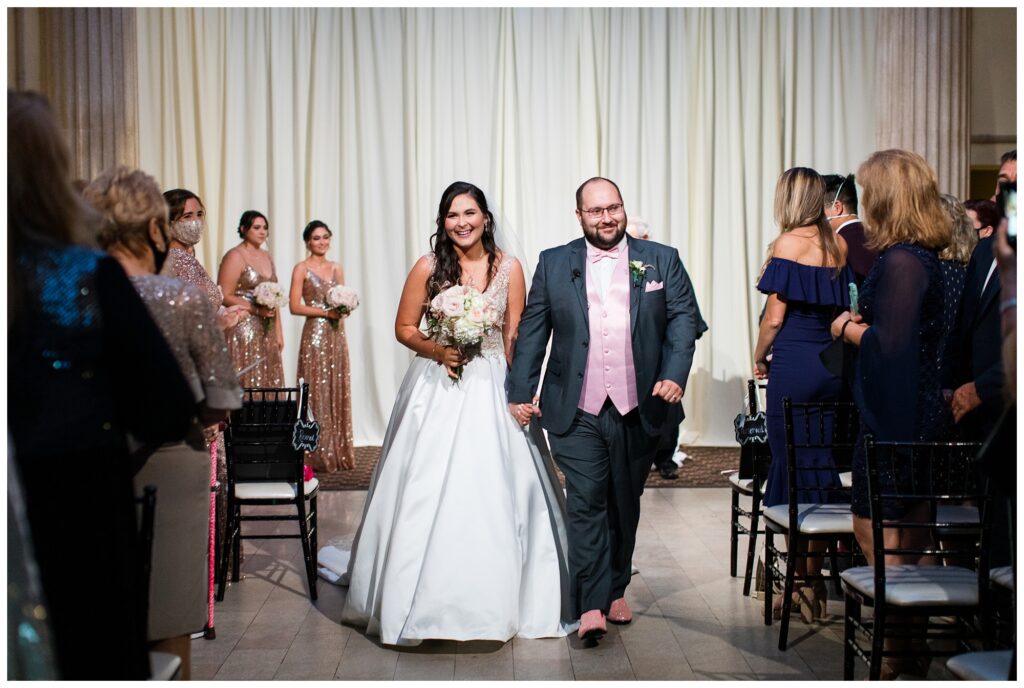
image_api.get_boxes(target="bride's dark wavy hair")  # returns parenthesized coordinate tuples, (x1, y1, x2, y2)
(427, 181, 498, 300)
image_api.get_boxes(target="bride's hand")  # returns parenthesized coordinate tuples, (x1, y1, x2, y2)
(433, 344, 464, 378)
(508, 402, 540, 427)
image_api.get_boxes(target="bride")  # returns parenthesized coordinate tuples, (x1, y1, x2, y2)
(325, 181, 576, 645)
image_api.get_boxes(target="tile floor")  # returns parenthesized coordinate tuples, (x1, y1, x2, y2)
(194, 487, 949, 680)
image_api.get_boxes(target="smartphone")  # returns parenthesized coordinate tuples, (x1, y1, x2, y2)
(998, 182, 1016, 251)
(848, 282, 859, 316)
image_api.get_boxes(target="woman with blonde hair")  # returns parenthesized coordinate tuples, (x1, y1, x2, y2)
(753, 167, 852, 620)
(84, 166, 242, 679)
(830, 149, 952, 678)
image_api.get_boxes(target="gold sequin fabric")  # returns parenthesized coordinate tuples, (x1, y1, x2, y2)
(297, 269, 355, 472)
(223, 263, 285, 388)
(130, 275, 242, 409)
(162, 248, 223, 311)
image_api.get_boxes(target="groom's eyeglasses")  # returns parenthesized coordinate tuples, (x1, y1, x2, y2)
(581, 203, 624, 218)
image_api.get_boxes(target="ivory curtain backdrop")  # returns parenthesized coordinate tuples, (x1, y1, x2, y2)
(136, 8, 877, 446)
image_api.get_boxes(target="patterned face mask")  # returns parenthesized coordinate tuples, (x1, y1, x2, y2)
(171, 218, 204, 245)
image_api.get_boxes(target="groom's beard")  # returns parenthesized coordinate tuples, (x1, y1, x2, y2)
(581, 219, 627, 249)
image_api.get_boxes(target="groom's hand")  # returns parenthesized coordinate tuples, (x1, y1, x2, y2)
(652, 380, 684, 404)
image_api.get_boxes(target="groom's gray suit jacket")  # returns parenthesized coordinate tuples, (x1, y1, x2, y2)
(508, 235, 707, 436)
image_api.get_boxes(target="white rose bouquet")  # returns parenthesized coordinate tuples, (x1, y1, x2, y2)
(253, 281, 288, 333)
(325, 285, 360, 330)
(427, 284, 499, 382)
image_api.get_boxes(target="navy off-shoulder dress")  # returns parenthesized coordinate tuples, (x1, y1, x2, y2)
(757, 258, 854, 507)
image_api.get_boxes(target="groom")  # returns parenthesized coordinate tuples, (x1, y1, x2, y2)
(508, 177, 706, 641)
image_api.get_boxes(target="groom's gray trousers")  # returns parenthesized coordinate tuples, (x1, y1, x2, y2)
(547, 398, 658, 616)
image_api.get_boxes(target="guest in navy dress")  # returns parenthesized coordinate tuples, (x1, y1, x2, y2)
(936, 193, 978, 378)
(830, 149, 952, 678)
(754, 167, 851, 618)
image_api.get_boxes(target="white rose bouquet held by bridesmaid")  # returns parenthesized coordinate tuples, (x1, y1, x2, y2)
(325, 284, 359, 330)
(427, 284, 499, 381)
(254, 281, 287, 333)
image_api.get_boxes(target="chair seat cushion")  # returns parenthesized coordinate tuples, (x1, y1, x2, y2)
(763, 503, 853, 534)
(946, 650, 1014, 681)
(936, 504, 980, 525)
(729, 472, 754, 492)
(840, 564, 979, 607)
(234, 477, 319, 500)
(990, 565, 1014, 591)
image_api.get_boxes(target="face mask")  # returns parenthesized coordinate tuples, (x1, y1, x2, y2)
(171, 218, 204, 245)
(149, 223, 170, 273)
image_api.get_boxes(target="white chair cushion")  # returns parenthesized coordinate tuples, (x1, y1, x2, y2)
(936, 504, 980, 525)
(946, 650, 1014, 681)
(990, 565, 1014, 591)
(149, 651, 182, 681)
(840, 565, 979, 607)
(729, 472, 754, 492)
(234, 477, 319, 500)
(763, 503, 853, 534)
(839, 471, 852, 488)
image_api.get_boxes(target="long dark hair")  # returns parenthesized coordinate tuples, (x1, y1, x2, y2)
(237, 210, 268, 239)
(427, 181, 498, 299)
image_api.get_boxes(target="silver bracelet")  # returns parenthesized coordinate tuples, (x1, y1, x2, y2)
(999, 297, 1017, 313)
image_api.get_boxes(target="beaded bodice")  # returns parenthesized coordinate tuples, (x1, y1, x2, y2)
(426, 254, 515, 358)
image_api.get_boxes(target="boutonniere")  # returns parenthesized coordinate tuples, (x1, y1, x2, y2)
(629, 260, 654, 287)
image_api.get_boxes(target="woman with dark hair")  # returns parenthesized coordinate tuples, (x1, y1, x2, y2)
(288, 220, 355, 472)
(8, 90, 194, 679)
(753, 167, 852, 620)
(162, 188, 243, 331)
(83, 165, 241, 680)
(331, 181, 575, 645)
(217, 210, 286, 387)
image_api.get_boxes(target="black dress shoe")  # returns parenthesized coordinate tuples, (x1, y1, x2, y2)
(658, 466, 679, 480)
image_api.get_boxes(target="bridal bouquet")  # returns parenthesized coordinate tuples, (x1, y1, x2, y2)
(254, 281, 287, 333)
(325, 285, 360, 330)
(427, 284, 499, 382)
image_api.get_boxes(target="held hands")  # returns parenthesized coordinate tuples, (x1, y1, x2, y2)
(508, 396, 542, 427)
(652, 380, 683, 404)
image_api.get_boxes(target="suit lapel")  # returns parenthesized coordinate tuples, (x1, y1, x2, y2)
(569, 242, 589, 330)
(627, 236, 643, 336)
(976, 256, 1000, 321)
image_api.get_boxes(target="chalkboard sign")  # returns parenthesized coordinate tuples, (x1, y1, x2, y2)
(292, 419, 320, 452)
(734, 412, 768, 445)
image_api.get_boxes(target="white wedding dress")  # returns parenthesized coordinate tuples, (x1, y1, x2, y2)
(322, 256, 576, 645)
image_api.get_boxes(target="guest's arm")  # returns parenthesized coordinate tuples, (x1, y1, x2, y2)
(217, 249, 254, 312)
(754, 293, 786, 378)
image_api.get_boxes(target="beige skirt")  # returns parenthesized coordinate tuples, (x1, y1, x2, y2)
(134, 440, 210, 640)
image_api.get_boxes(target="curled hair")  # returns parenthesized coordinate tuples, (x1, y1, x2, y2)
(771, 167, 844, 273)
(84, 166, 168, 259)
(303, 220, 331, 243)
(823, 173, 858, 214)
(427, 182, 498, 300)
(163, 188, 204, 223)
(938, 194, 977, 264)
(857, 149, 951, 252)
(237, 210, 268, 240)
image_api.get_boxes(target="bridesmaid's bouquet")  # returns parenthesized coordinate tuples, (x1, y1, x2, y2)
(254, 281, 287, 333)
(325, 285, 360, 330)
(427, 284, 499, 382)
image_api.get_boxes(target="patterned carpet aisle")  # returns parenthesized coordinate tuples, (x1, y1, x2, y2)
(313, 446, 739, 490)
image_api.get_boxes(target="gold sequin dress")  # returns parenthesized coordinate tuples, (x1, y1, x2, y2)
(129, 274, 242, 641)
(297, 269, 355, 472)
(224, 263, 286, 388)
(162, 247, 223, 311)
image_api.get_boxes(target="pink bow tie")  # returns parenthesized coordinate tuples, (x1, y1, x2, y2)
(589, 246, 620, 263)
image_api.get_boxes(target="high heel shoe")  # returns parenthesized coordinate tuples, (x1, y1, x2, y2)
(798, 582, 829, 623)
(771, 591, 804, 620)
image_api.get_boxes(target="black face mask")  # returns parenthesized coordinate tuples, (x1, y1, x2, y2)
(148, 222, 170, 273)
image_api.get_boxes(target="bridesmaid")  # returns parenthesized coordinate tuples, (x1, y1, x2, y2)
(289, 220, 356, 471)
(217, 210, 286, 388)
(162, 188, 243, 331)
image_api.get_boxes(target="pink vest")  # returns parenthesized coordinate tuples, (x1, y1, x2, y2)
(578, 254, 638, 415)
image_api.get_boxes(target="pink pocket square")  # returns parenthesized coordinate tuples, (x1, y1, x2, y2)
(644, 280, 664, 292)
